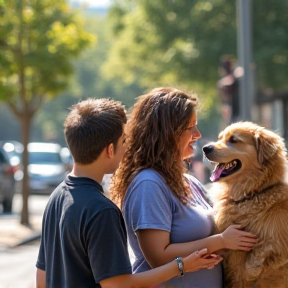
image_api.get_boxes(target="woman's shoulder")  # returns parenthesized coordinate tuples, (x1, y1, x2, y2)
(129, 169, 171, 196)
(134, 168, 165, 183)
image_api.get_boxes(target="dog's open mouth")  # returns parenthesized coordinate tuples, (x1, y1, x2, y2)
(210, 159, 242, 182)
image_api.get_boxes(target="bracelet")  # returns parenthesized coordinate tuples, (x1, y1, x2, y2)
(175, 257, 184, 276)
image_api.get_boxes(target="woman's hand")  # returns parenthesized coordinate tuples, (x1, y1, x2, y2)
(183, 248, 223, 273)
(221, 224, 258, 251)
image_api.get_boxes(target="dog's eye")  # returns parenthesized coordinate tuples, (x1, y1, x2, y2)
(229, 135, 238, 143)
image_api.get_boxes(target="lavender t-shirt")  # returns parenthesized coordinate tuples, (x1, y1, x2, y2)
(123, 169, 223, 288)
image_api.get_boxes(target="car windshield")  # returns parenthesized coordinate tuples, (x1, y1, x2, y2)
(29, 152, 62, 164)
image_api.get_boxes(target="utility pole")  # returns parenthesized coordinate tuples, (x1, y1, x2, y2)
(237, 0, 253, 121)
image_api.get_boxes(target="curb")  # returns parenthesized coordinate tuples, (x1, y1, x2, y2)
(0, 212, 42, 250)
(11, 232, 42, 248)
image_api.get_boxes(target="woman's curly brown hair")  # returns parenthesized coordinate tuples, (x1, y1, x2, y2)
(110, 87, 198, 209)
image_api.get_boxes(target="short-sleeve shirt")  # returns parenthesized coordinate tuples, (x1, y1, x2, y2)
(123, 169, 223, 288)
(36, 175, 132, 288)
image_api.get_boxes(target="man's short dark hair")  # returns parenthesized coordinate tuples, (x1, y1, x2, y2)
(64, 98, 127, 164)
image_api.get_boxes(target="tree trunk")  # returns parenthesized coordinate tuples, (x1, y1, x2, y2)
(20, 115, 31, 225)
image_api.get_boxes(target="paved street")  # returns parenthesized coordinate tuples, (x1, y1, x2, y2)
(0, 241, 40, 288)
(0, 194, 46, 288)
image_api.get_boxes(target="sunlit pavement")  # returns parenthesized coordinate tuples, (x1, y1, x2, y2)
(0, 194, 46, 288)
(0, 194, 45, 250)
(0, 242, 40, 288)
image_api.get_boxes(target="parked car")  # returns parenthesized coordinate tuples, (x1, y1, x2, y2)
(28, 142, 70, 194)
(0, 146, 19, 212)
(60, 146, 74, 172)
(0, 140, 24, 183)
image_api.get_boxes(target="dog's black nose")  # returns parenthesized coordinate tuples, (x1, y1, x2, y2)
(202, 145, 214, 155)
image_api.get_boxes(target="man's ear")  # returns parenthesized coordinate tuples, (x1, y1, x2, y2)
(107, 143, 114, 158)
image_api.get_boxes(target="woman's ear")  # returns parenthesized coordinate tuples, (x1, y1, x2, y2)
(107, 143, 114, 158)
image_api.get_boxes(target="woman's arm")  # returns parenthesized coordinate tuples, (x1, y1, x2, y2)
(136, 225, 257, 267)
(99, 248, 222, 288)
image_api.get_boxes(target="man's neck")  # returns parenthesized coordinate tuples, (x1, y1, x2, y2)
(71, 162, 105, 184)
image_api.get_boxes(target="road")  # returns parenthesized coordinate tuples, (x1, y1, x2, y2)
(0, 240, 40, 288)
(0, 194, 48, 288)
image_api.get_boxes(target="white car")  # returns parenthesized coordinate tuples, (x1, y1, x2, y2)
(28, 142, 70, 194)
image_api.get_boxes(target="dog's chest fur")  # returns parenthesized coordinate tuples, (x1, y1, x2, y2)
(213, 183, 288, 231)
(211, 182, 288, 287)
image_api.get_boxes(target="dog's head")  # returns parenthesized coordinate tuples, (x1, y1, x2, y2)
(203, 122, 287, 191)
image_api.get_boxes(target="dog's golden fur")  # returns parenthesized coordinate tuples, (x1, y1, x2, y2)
(203, 122, 288, 288)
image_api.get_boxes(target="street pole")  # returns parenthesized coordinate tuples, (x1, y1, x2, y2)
(237, 0, 253, 121)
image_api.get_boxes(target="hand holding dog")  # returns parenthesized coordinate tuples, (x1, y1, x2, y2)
(221, 224, 258, 251)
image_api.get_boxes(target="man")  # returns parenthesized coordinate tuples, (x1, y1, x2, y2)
(36, 98, 221, 288)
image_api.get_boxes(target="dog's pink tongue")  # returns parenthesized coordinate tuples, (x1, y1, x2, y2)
(210, 166, 224, 182)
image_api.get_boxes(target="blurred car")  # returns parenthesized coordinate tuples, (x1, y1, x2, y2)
(28, 142, 70, 194)
(1, 140, 23, 161)
(0, 140, 24, 182)
(60, 146, 74, 172)
(0, 145, 19, 212)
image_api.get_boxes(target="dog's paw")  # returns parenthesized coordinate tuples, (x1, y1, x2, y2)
(245, 266, 262, 281)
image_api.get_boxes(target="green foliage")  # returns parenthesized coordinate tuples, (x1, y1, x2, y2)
(0, 0, 95, 224)
(104, 0, 288, 124)
(0, 0, 95, 106)
(31, 14, 143, 145)
(253, 0, 288, 91)
(104, 1, 236, 89)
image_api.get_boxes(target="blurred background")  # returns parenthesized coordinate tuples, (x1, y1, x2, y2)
(0, 0, 287, 286)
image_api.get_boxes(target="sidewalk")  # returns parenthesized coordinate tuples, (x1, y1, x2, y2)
(0, 212, 42, 250)
(0, 194, 44, 251)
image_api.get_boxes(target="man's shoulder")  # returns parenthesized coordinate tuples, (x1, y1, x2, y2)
(49, 179, 115, 212)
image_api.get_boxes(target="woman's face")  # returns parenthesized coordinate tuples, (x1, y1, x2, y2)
(178, 112, 202, 160)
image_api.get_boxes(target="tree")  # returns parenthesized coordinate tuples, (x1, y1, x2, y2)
(104, 0, 237, 92)
(102, 0, 238, 137)
(103, 0, 287, 133)
(0, 0, 95, 224)
(253, 0, 288, 92)
(31, 13, 143, 146)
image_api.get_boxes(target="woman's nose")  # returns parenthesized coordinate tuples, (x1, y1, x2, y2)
(193, 127, 201, 139)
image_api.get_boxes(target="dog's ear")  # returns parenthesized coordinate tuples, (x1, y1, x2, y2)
(254, 129, 280, 164)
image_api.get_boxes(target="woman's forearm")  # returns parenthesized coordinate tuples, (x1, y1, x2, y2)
(137, 226, 257, 268)
(149, 234, 224, 266)
(100, 249, 222, 288)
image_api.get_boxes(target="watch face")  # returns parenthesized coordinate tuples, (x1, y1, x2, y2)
(175, 257, 184, 276)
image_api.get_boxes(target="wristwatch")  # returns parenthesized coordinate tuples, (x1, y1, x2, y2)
(175, 257, 184, 276)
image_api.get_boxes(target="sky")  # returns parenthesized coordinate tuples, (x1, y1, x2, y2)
(77, 0, 111, 8)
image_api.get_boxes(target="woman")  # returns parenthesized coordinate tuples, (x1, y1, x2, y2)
(111, 87, 257, 288)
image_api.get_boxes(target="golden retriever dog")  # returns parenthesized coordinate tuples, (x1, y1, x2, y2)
(202, 121, 288, 288)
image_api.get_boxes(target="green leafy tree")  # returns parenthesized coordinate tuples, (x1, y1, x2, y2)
(104, 0, 287, 134)
(0, 0, 95, 224)
(31, 13, 143, 147)
(104, 1, 237, 94)
(253, 0, 288, 91)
